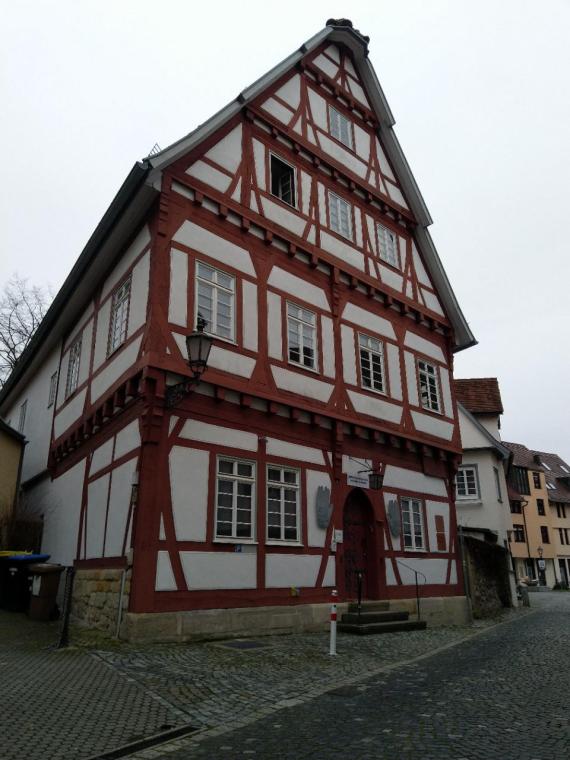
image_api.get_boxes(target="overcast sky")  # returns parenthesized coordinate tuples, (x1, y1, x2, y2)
(2, 0, 569, 460)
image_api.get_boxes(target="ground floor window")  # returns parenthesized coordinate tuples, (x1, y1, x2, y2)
(401, 498, 425, 551)
(267, 466, 300, 542)
(215, 458, 255, 539)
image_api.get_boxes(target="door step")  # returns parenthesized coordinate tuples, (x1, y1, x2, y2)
(338, 619, 427, 635)
(341, 611, 409, 625)
(347, 601, 390, 613)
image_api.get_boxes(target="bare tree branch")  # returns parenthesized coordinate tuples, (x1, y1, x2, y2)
(0, 274, 52, 387)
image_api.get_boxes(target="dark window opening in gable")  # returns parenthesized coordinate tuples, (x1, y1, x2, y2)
(271, 155, 296, 207)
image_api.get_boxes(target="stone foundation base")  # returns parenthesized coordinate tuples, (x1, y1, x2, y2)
(121, 595, 469, 643)
(72, 568, 130, 633)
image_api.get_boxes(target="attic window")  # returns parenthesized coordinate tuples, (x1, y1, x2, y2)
(377, 224, 399, 268)
(329, 106, 353, 149)
(270, 154, 296, 207)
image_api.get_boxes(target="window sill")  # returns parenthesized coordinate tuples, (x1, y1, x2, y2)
(268, 192, 298, 212)
(457, 499, 482, 506)
(213, 538, 257, 545)
(266, 541, 304, 548)
(287, 359, 320, 376)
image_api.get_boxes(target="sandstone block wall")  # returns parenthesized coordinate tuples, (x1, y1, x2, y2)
(72, 568, 130, 633)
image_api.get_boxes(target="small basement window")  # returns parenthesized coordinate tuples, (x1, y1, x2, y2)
(270, 155, 296, 207)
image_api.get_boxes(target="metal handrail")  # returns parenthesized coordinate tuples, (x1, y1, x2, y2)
(395, 559, 427, 621)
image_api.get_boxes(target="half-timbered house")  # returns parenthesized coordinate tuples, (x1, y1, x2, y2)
(0, 19, 475, 639)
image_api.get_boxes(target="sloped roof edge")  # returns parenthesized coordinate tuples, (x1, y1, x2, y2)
(0, 417, 26, 444)
(458, 403, 510, 460)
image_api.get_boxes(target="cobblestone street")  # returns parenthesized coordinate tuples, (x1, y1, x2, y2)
(2, 595, 567, 759)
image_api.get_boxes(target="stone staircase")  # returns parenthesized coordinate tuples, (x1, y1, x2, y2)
(337, 601, 427, 635)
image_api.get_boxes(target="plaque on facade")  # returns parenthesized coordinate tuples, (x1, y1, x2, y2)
(387, 499, 401, 537)
(316, 486, 332, 528)
(347, 473, 369, 489)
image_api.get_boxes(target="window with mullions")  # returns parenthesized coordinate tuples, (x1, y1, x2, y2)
(328, 191, 352, 239)
(537, 498, 546, 516)
(417, 359, 441, 413)
(108, 277, 131, 355)
(215, 458, 255, 540)
(456, 466, 479, 500)
(359, 334, 385, 393)
(267, 466, 300, 542)
(377, 223, 399, 268)
(270, 154, 296, 207)
(328, 105, 353, 149)
(65, 338, 82, 399)
(401, 497, 425, 551)
(48, 372, 58, 408)
(512, 524, 525, 543)
(287, 303, 316, 370)
(532, 471, 541, 489)
(196, 262, 235, 340)
(541, 525, 550, 544)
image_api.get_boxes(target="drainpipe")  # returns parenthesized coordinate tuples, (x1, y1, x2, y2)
(520, 499, 531, 577)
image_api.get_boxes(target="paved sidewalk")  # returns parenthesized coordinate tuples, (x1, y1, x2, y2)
(0, 604, 528, 760)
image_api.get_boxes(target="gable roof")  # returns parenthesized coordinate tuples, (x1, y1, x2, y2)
(454, 378, 503, 415)
(503, 441, 543, 471)
(0, 417, 25, 445)
(530, 449, 570, 504)
(0, 19, 475, 412)
(457, 403, 510, 460)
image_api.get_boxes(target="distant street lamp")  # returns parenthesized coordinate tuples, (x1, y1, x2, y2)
(165, 318, 213, 407)
(537, 545, 546, 586)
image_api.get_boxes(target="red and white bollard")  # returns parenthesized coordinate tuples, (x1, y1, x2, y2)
(329, 589, 338, 656)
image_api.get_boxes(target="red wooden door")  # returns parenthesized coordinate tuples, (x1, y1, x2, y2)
(342, 490, 377, 599)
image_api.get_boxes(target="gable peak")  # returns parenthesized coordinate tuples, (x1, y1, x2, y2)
(325, 18, 370, 50)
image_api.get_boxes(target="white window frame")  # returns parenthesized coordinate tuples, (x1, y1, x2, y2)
(266, 465, 301, 543)
(215, 457, 256, 541)
(48, 372, 58, 408)
(18, 400, 27, 433)
(328, 191, 352, 240)
(65, 338, 82, 399)
(286, 302, 317, 371)
(358, 334, 386, 394)
(493, 466, 503, 502)
(377, 223, 399, 268)
(417, 358, 441, 413)
(108, 276, 131, 356)
(328, 105, 353, 149)
(195, 261, 236, 342)
(456, 465, 480, 500)
(270, 153, 297, 208)
(401, 497, 426, 551)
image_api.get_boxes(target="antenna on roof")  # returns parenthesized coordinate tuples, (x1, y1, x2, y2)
(146, 143, 162, 158)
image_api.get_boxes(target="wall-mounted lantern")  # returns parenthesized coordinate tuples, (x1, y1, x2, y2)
(166, 318, 213, 407)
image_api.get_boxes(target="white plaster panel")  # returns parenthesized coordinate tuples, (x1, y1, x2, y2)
(312, 53, 338, 79)
(317, 183, 327, 224)
(271, 366, 334, 403)
(301, 171, 312, 216)
(186, 160, 232, 193)
(399, 237, 408, 269)
(324, 44, 340, 62)
(366, 215, 378, 255)
(172, 181, 193, 200)
(85, 474, 109, 559)
(377, 140, 395, 181)
(386, 343, 402, 401)
(105, 458, 136, 556)
(354, 207, 363, 248)
(411, 243, 430, 286)
(266, 439, 325, 465)
(386, 560, 397, 585)
(208, 345, 256, 378)
(180, 420, 258, 452)
(173, 221, 255, 276)
(90, 336, 142, 403)
(114, 419, 141, 460)
(53, 388, 87, 439)
(348, 79, 370, 109)
(354, 125, 371, 162)
(265, 554, 322, 588)
(404, 332, 446, 363)
(306, 469, 332, 548)
(93, 299, 111, 372)
(63, 304, 94, 351)
(320, 231, 364, 271)
(406, 282, 413, 299)
(267, 292, 282, 360)
(379, 265, 403, 292)
(404, 351, 419, 407)
(159, 515, 166, 541)
(342, 455, 371, 476)
(204, 124, 242, 174)
(90, 439, 114, 476)
(101, 225, 151, 300)
(156, 551, 177, 591)
(242, 281, 258, 352)
(385, 181, 409, 209)
(440, 367, 453, 418)
(169, 447, 209, 542)
(252, 139, 266, 189)
(275, 74, 301, 109)
(318, 133, 366, 179)
(411, 411, 454, 441)
(268, 267, 330, 310)
(347, 390, 403, 424)
(128, 251, 150, 335)
(427, 500, 450, 554)
(341, 324, 357, 386)
(342, 303, 396, 340)
(260, 197, 307, 237)
(395, 557, 448, 585)
(321, 316, 335, 378)
(422, 289, 444, 316)
(323, 556, 336, 587)
(261, 97, 293, 125)
(169, 249, 188, 327)
(180, 551, 257, 589)
(382, 465, 447, 497)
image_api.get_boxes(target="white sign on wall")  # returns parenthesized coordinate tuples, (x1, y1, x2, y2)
(347, 473, 369, 489)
